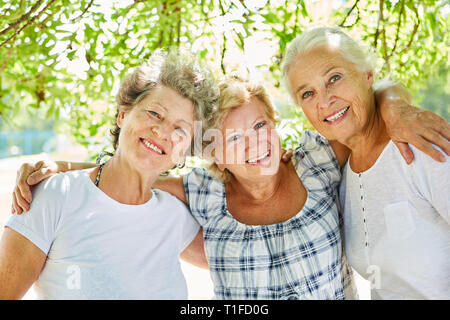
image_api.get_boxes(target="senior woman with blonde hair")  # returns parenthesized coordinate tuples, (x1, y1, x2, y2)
(282, 26, 450, 299)
(0, 49, 219, 299)
(12, 70, 448, 300)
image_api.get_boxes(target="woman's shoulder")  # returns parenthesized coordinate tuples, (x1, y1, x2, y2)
(292, 130, 341, 188)
(293, 130, 338, 169)
(184, 167, 223, 191)
(386, 141, 449, 175)
(152, 188, 190, 212)
(35, 169, 90, 195)
(295, 130, 331, 152)
(183, 168, 225, 224)
(405, 143, 450, 184)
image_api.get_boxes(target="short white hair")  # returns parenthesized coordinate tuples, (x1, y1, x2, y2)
(281, 27, 378, 104)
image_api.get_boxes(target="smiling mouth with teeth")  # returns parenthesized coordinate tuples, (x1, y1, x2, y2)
(324, 106, 350, 122)
(246, 150, 270, 164)
(140, 138, 165, 155)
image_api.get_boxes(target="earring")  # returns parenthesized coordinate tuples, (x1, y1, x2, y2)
(177, 159, 186, 169)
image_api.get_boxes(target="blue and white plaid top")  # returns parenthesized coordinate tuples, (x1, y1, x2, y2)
(184, 130, 356, 300)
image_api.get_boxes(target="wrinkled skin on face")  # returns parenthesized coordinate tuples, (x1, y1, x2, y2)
(288, 46, 375, 145)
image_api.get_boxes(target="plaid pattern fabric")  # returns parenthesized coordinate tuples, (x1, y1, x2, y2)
(184, 130, 356, 300)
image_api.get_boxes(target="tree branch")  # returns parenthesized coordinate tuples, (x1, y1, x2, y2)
(0, 35, 17, 73)
(388, 0, 405, 58)
(373, 0, 384, 48)
(379, 1, 390, 72)
(0, 0, 58, 49)
(70, 0, 95, 22)
(218, 0, 227, 75)
(339, 0, 360, 28)
(0, 0, 44, 37)
(400, 3, 419, 53)
(292, 0, 301, 36)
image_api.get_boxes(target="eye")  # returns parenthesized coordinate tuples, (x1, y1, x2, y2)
(301, 91, 314, 100)
(254, 121, 266, 130)
(228, 134, 240, 142)
(147, 110, 162, 119)
(175, 127, 187, 137)
(330, 74, 341, 83)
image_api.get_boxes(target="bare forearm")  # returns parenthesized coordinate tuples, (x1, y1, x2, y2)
(374, 81, 413, 122)
(57, 161, 97, 172)
(375, 80, 412, 102)
(179, 229, 209, 269)
(154, 176, 187, 204)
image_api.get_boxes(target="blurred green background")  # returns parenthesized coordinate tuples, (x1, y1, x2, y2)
(0, 0, 449, 162)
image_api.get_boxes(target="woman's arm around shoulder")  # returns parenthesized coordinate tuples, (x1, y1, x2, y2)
(153, 176, 186, 204)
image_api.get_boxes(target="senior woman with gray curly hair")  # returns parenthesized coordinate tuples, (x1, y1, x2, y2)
(13, 74, 448, 300)
(10, 33, 450, 300)
(0, 49, 219, 299)
(282, 27, 450, 299)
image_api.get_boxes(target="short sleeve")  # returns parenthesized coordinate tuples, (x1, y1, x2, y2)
(177, 201, 201, 251)
(410, 144, 450, 223)
(293, 130, 341, 191)
(5, 173, 68, 255)
(183, 168, 225, 226)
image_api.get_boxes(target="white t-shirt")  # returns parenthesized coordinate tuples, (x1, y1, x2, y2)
(340, 140, 450, 299)
(6, 170, 200, 299)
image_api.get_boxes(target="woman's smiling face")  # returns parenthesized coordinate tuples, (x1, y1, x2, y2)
(287, 46, 374, 144)
(116, 85, 194, 173)
(216, 97, 281, 178)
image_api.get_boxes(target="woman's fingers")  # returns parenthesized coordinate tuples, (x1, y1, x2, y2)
(11, 191, 24, 215)
(15, 163, 35, 204)
(11, 160, 60, 214)
(417, 110, 450, 154)
(434, 122, 450, 155)
(393, 141, 414, 164)
(420, 128, 450, 159)
(411, 135, 446, 162)
(281, 148, 294, 162)
(13, 187, 30, 213)
(27, 165, 54, 185)
(394, 108, 449, 162)
(12, 162, 42, 214)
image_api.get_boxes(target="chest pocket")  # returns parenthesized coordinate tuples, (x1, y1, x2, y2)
(383, 201, 416, 240)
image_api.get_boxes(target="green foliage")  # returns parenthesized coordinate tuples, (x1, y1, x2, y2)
(0, 0, 448, 162)
(415, 62, 450, 121)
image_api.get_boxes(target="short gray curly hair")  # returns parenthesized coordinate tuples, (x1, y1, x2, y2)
(111, 49, 219, 150)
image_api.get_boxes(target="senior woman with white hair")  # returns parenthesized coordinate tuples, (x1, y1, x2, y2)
(0, 50, 219, 299)
(282, 27, 450, 299)
(11, 73, 448, 300)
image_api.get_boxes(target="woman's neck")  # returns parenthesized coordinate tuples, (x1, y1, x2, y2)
(91, 153, 159, 205)
(228, 161, 286, 203)
(345, 102, 390, 173)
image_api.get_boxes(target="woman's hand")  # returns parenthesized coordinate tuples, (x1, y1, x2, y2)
(12, 160, 62, 215)
(281, 148, 294, 163)
(376, 82, 450, 164)
(384, 102, 450, 164)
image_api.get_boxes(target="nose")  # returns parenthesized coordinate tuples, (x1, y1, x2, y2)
(317, 87, 337, 110)
(245, 128, 270, 155)
(151, 124, 170, 141)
